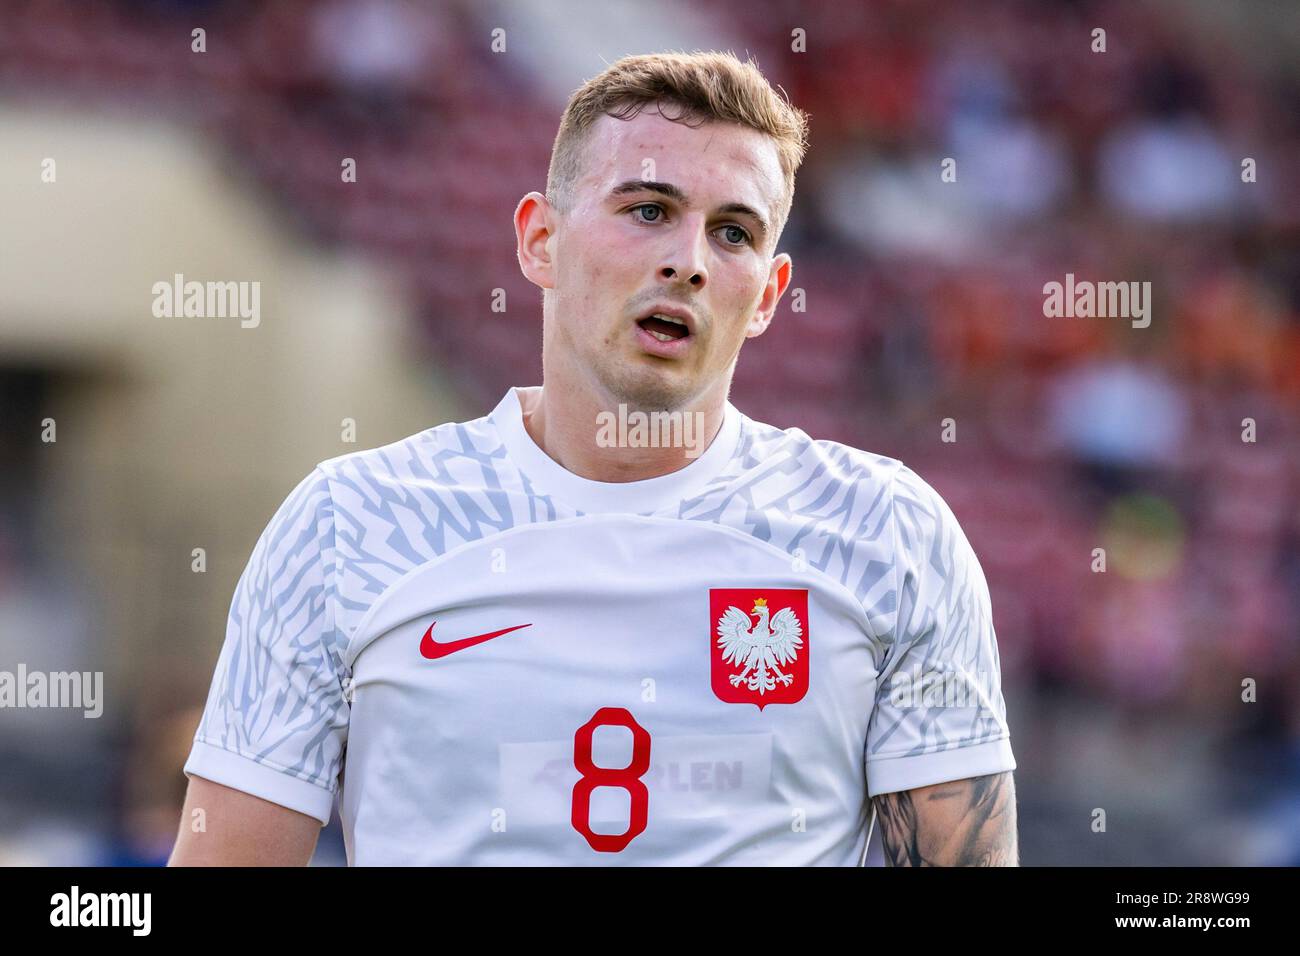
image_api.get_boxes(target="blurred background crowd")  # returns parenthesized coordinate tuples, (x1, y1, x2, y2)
(0, 0, 1296, 865)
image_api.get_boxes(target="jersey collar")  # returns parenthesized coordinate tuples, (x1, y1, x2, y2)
(490, 385, 742, 514)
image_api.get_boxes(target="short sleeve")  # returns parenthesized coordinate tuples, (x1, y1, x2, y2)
(865, 463, 1016, 797)
(183, 466, 348, 824)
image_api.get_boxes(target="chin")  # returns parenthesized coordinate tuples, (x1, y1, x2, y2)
(599, 363, 695, 413)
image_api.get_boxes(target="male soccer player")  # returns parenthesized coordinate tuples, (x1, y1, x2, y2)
(170, 51, 1018, 866)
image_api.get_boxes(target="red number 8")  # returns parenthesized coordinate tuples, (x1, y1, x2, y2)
(571, 707, 651, 852)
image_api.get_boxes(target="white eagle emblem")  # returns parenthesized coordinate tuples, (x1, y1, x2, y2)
(716, 597, 804, 695)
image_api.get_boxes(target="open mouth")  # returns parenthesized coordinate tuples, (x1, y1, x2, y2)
(636, 313, 692, 342)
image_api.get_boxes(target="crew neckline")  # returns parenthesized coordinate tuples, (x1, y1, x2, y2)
(489, 385, 742, 514)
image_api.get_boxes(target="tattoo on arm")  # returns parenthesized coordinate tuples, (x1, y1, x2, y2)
(872, 771, 1018, 866)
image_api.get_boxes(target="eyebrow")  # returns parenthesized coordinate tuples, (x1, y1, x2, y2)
(608, 179, 770, 245)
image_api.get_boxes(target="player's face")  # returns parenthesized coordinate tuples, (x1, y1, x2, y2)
(543, 110, 792, 411)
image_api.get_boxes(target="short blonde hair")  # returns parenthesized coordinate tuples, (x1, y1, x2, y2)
(546, 50, 810, 242)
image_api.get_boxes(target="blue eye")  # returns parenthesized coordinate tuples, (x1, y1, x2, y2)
(720, 224, 751, 246)
(632, 204, 662, 223)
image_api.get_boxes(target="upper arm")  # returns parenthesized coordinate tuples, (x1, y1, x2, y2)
(169, 775, 322, 866)
(871, 770, 1018, 866)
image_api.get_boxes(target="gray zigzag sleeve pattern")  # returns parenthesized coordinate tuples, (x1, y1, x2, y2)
(188, 467, 349, 812)
(864, 463, 1015, 795)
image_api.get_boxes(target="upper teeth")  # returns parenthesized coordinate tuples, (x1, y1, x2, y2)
(647, 314, 688, 341)
(645, 314, 688, 343)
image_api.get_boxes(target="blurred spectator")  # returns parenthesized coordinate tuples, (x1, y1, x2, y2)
(1046, 356, 1191, 496)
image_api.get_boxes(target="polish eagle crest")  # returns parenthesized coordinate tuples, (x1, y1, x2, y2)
(715, 597, 805, 696)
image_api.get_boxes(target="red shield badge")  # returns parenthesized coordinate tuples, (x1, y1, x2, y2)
(710, 588, 809, 710)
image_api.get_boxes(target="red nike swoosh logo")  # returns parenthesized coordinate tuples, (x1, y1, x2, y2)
(419, 620, 532, 659)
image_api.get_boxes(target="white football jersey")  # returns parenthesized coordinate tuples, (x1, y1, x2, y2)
(185, 386, 1015, 865)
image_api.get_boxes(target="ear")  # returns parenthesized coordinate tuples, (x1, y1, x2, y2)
(515, 191, 557, 290)
(745, 252, 792, 339)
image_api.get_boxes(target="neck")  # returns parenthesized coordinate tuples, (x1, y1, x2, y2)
(520, 380, 728, 483)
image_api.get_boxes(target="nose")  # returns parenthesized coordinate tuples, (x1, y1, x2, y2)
(656, 215, 708, 289)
